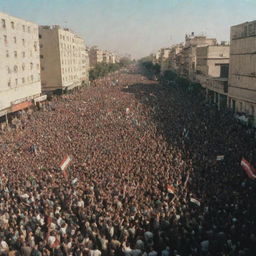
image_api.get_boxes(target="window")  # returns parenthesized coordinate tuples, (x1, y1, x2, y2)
(41, 66, 45, 71)
(14, 37, 17, 43)
(248, 24, 253, 35)
(22, 51, 25, 58)
(8, 80, 11, 87)
(34, 42, 37, 51)
(6, 50, 9, 58)
(22, 63, 25, 71)
(14, 51, 17, 58)
(11, 21, 14, 29)
(39, 34, 42, 39)
(40, 55, 44, 59)
(30, 62, 33, 70)
(4, 35, 7, 44)
(22, 25, 25, 32)
(14, 65, 18, 73)
(22, 39, 25, 46)
(7, 66, 11, 74)
(22, 77, 25, 83)
(40, 44, 43, 48)
(1, 19, 6, 28)
(28, 26, 31, 33)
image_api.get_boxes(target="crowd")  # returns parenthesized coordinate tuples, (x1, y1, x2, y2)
(0, 64, 255, 256)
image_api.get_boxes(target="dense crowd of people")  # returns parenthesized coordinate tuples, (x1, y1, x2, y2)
(0, 64, 255, 256)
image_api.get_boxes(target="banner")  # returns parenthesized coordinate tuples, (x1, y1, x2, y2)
(190, 198, 201, 206)
(241, 158, 256, 179)
(216, 155, 224, 161)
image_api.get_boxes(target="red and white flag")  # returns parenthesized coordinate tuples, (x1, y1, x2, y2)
(60, 155, 72, 171)
(60, 155, 72, 180)
(167, 184, 175, 194)
(241, 158, 256, 179)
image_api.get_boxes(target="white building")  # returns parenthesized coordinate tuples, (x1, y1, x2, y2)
(39, 25, 89, 92)
(0, 12, 42, 117)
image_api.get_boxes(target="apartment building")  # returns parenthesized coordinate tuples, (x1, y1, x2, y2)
(196, 43, 230, 110)
(168, 44, 183, 72)
(228, 20, 256, 127)
(0, 12, 42, 117)
(39, 25, 89, 92)
(89, 46, 104, 68)
(183, 33, 217, 81)
(159, 48, 172, 73)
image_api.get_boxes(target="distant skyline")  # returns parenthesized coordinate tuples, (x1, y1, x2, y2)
(0, 0, 256, 59)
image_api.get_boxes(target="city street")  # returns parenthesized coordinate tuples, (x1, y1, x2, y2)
(0, 64, 255, 255)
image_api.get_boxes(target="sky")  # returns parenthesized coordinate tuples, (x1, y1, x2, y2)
(0, 0, 256, 59)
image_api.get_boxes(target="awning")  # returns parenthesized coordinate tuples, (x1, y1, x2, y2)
(34, 95, 47, 103)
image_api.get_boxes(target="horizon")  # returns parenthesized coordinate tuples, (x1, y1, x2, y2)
(0, 0, 256, 59)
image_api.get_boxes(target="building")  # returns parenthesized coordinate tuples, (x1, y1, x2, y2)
(196, 43, 230, 109)
(103, 51, 110, 63)
(39, 25, 89, 92)
(159, 48, 172, 73)
(183, 33, 217, 81)
(168, 44, 184, 72)
(89, 46, 104, 68)
(0, 12, 42, 117)
(228, 20, 256, 127)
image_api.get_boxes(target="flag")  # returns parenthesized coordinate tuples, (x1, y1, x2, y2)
(60, 155, 72, 171)
(241, 158, 256, 179)
(190, 198, 201, 206)
(167, 184, 175, 194)
(184, 172, 190, 188)
(216, 155, 225, 161)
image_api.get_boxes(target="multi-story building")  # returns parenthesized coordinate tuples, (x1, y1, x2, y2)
(89, 46, 104, 68)
(39, 25, 89, 92)
(196, 43, 230, 110)
(168, 43, 184, 72)
(103, 51, 110, 64)
(0, 12, 42, 117)
(109, 53, 116, 64)
(159, 48, 172, 73)
(228, 20, 256, 127)
(183, 33, 217, 81)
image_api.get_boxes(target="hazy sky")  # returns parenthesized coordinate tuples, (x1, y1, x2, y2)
(0, 0, 256, 59)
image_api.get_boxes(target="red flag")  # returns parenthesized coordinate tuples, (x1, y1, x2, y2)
(241, 158, 256, 179)
(167, 185, 175, 194)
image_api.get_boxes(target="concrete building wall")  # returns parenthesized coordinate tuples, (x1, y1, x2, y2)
(196, 45, 229, 77)
(39, 26, 88, 92)
(0, 12, 41, 111)
(228, 20, 256, 126)
(39, 26, 62, 91)
(89, 47, 104, 68)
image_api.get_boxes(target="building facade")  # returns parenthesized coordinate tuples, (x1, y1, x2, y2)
(39, 25, 89, 92)
(228, 20, 256, 127)
(89, 47, 104, 68)
(0, 12, 42, 116)
(183, 33, 217, 81)
(196, 44, 230, 109)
